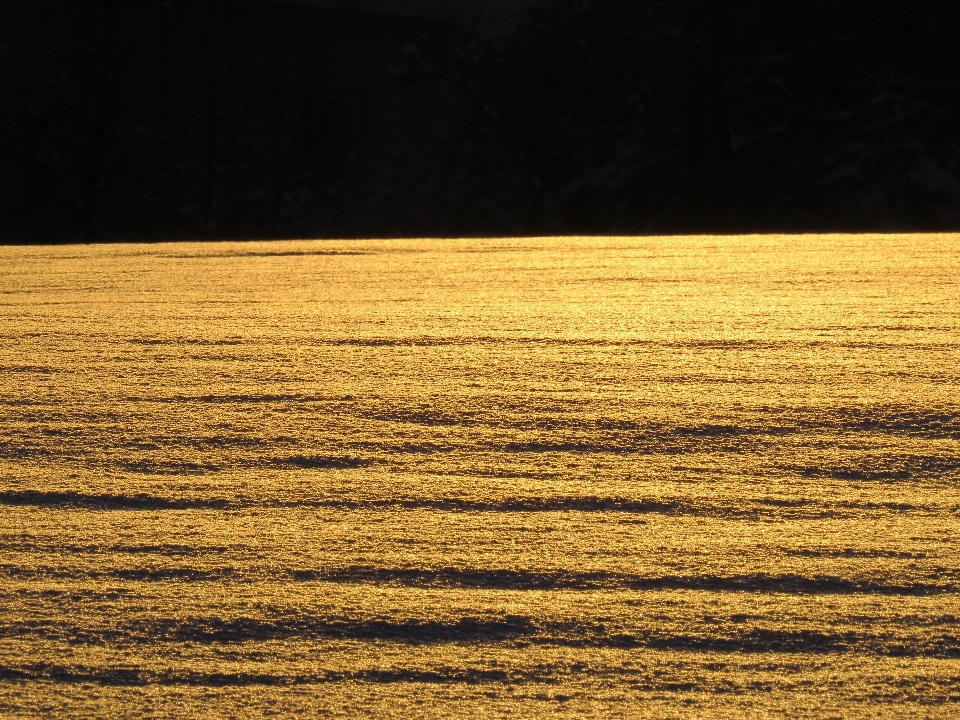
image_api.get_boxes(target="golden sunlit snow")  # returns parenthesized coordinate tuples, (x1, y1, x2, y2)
(1, 235, 958, 717)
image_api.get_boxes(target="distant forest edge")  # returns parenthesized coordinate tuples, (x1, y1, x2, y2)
(1, 0, 958, 242)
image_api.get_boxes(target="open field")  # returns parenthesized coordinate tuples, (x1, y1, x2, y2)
(1, 235, 958, 717)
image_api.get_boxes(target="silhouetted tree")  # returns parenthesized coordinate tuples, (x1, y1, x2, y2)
(411, 0, 960, 232)
(1, 0, 957, 241)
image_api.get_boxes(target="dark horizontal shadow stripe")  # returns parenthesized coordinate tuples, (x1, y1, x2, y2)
(281, 496, 948, 517)
(0, 365, 55, 374)
(269, 455, 372, 470)
(123, 393, 336, 403)
(162, 250, 370, 259)
(151, 615, 535, 643)
(0, 663, 544, 687)
(780, 547, 930, 559)
(0, 565, 238, 582)
(3, 564, 953, 595)
(831, 408, 960, 439)
(605, 629, 960, 656)
(311, 497, 699, 514)
(309, 337, 957, 351)
(0, 541, 234, 557)
(3, 618, 958, 657)
(1, 490, 951, 518)
(793, 460, 960, 481)
(3, 657, 959, 691)
(291, 567, 956, 596)
(0, 490, 229, 510)
(129, 338, 246, 346)
(0, 615, 534, 646)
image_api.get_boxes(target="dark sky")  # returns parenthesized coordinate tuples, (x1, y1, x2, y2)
(1, 0, 957, 242)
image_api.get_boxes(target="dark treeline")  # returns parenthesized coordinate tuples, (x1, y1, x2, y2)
(1, 0, 957, 242)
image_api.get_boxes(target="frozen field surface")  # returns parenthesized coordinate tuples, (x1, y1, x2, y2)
(0, 235, 958, 717)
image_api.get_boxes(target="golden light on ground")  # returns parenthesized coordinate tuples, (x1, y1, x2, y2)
(0, 235, 958, 717)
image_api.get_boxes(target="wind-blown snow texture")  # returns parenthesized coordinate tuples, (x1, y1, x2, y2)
(1, 235, 958, 717)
